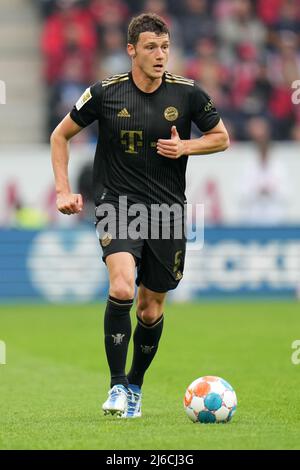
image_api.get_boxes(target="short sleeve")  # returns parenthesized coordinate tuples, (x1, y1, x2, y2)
(70, 82, 103, 128)
(190, 84, 220, 133)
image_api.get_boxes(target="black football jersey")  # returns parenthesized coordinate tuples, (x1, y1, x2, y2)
(70, 71, 220, 207)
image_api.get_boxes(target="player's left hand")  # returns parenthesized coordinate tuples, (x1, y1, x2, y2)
(157, 126, 185, 159)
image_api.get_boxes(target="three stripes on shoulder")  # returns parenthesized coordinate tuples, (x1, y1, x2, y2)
(102, 73, 129, 87)
(102, 72, 194, 88)
(165, 72, 194, 86)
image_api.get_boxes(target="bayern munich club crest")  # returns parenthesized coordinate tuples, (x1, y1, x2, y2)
(164, 106, 179, 121)
(100, 233, 112, 247)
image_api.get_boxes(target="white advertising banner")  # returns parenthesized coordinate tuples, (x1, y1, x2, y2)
(0, 143, 299, 225)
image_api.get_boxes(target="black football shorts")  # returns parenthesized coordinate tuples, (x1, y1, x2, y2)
(94, 203, 186, 293)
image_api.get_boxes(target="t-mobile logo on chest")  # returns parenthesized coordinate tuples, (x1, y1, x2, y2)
(120, 130, 143, 154)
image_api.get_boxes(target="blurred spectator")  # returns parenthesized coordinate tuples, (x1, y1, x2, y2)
(125, 0, 143, 14)
(185, 38, 230, 111)
(233, 60, 273, 139)
(213, 0, 234, 20)
(256, 0, 283, 26)
(48, 55, 97, 137)
(180, 0, 215, 57)
(267, 31, 299, 139)
(89, 0, 129, 41)
(268, 31, 300, 87)
(97, 28, 130, 77)
(36, 0, 59, 18)
(4, 185, 48, 228)
(14, 203, 49, 229)
(217, 0, 267, 66)
(191, 179, 223, 226)
(41, 0, 97, 84)
(238, 61, 273, 116)
(231, 42, 260, 108)
(229, 44, 273, 138)
(272, 0, 300, 36)
(237, 117, 291, 225)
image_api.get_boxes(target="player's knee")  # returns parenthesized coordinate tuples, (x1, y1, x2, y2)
(138, 299, 164, 324)
(142, 312, 161, 324)
(140, 309, 162, 325)
(136, 297, 147, 312)
(109, 277, 135, 300)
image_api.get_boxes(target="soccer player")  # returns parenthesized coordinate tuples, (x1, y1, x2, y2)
(50, 13, 229, 418)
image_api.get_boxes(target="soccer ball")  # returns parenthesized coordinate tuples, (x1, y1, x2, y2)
(184, 376, 237, 423)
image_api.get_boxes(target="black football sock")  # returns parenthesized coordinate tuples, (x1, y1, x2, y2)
(104, 295, 133, 388)
(127, 314, 164, 388)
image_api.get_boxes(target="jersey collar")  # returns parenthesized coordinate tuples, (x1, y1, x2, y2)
(128, 71, 166, 96)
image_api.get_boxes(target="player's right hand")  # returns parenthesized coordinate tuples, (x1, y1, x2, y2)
(56, 193, 83, 215)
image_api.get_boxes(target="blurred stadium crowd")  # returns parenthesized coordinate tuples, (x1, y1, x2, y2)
(36, 0, 300, 142)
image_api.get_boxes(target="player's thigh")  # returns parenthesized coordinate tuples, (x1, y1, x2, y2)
(106, 252, 136, 300)
(95, 201, 143, 299)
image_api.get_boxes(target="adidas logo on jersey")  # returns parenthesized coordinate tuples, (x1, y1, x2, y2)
(117, 108, 131, 118)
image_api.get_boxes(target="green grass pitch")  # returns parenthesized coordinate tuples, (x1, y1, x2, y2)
(0, 301, 300, 450)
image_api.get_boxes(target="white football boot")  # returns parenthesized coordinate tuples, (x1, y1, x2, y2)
(122, 384, 142, 418)
(102, 384, 128, 417)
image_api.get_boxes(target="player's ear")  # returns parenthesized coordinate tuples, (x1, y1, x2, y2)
(127, 43, 137, 59)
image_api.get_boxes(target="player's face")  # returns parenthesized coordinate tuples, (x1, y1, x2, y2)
(128, 32, 170, 80)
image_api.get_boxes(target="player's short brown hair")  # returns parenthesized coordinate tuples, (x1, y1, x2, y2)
(127, 13, 170, 45)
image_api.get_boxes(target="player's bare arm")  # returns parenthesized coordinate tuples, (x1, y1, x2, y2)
(157, 119, 230, 159)
(50, 114, 83, 215)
